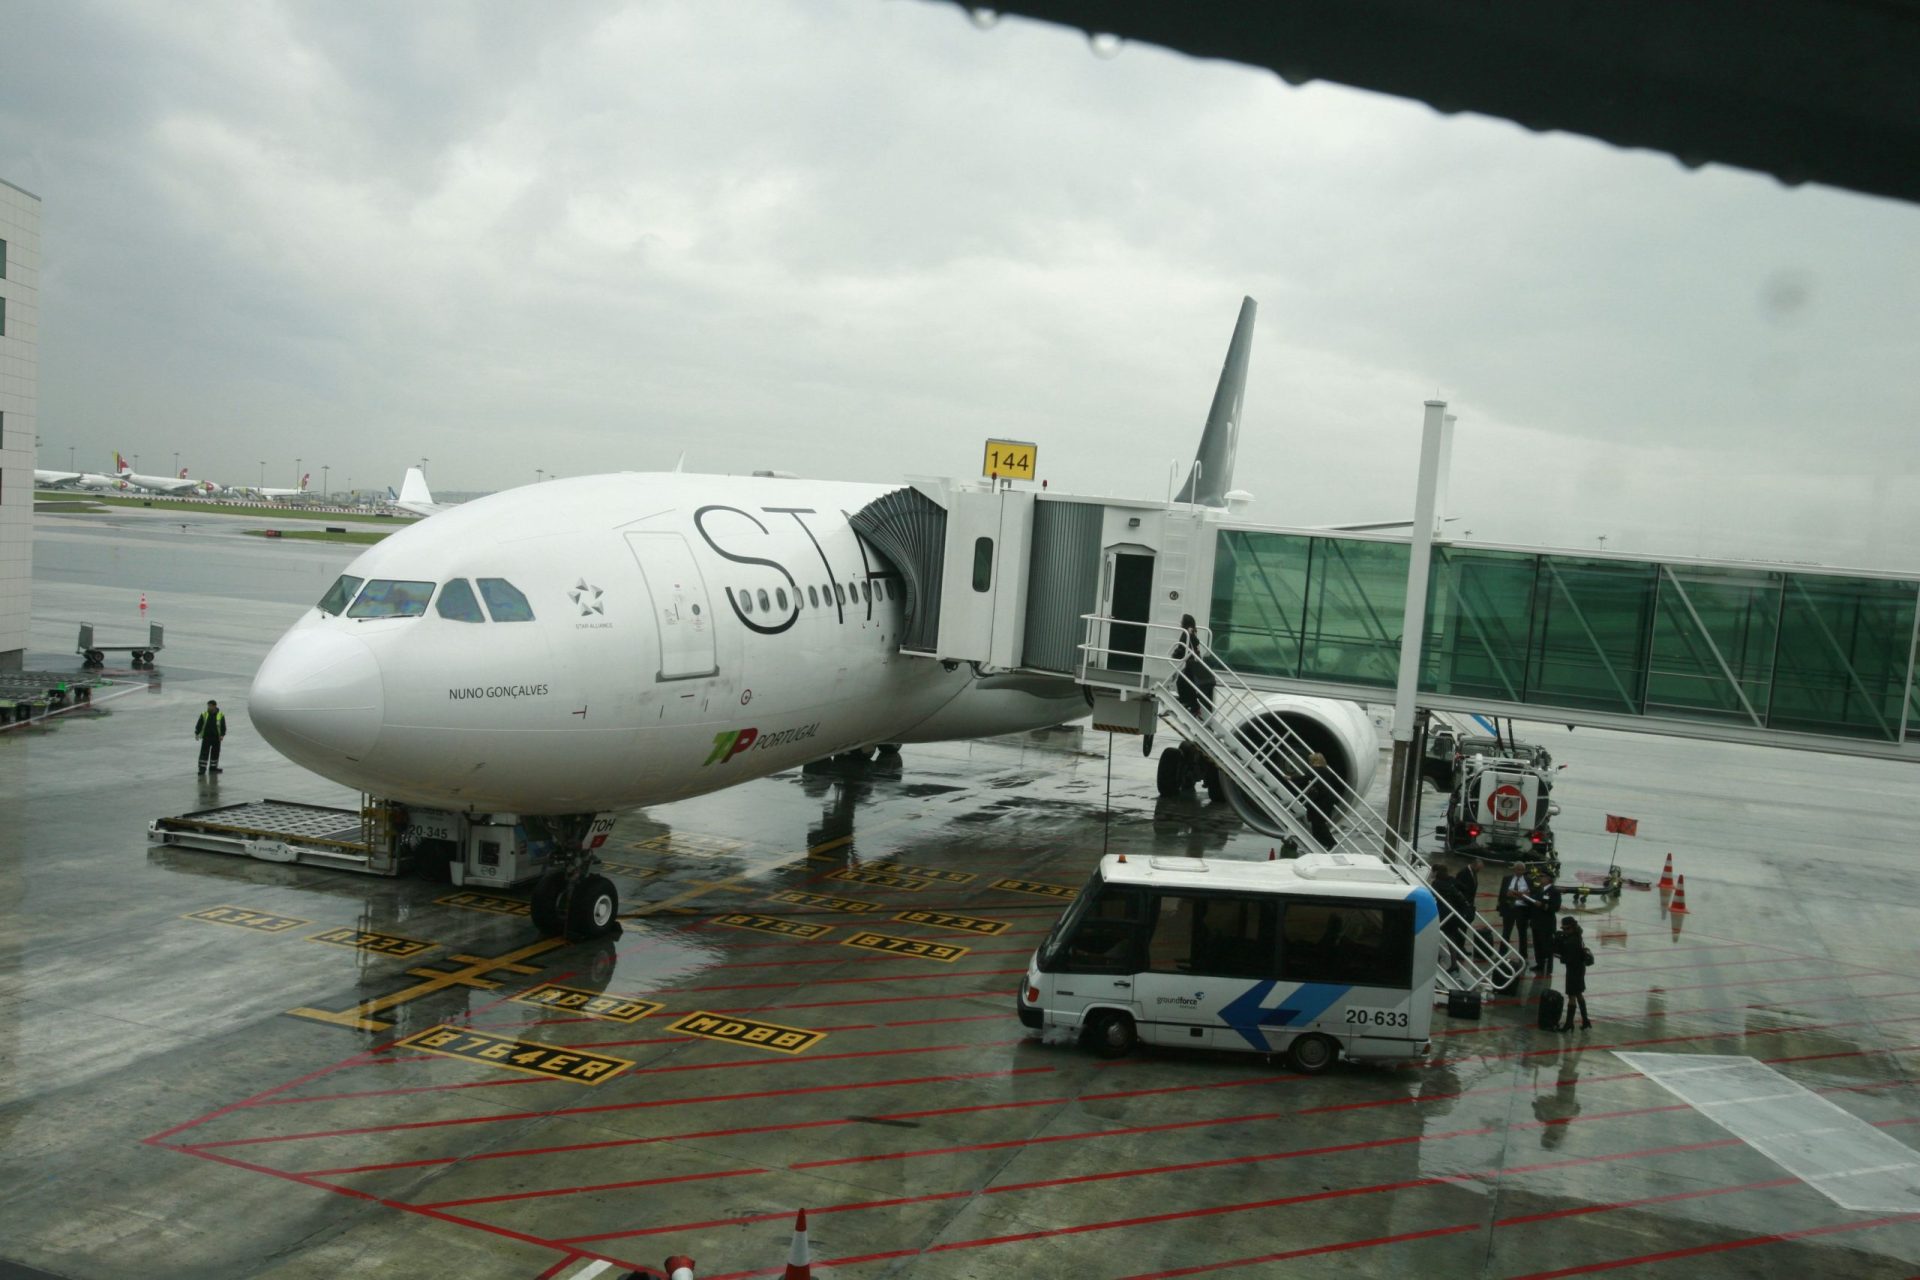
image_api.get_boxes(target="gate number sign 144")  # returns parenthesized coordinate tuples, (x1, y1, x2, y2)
(982, 439, 1037, 480)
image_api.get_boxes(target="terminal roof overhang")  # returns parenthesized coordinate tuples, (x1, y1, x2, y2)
(934, 0, 1920, 206)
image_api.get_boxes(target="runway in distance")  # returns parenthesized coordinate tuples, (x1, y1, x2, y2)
(249, 297, 1376, 934)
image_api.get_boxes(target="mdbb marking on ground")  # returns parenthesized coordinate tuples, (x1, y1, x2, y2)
(769, 889, 881, 913)
(842, 931, 970, 963)
(306, 926, 435, 958)
(668, 1011, 825, 1055)
(287, 937, 566, 1032)
(397, 1025, 634, 1084)
(510, 983, 662, 1024)
(893, 909, 1009, 936)
(829, 867, 933, 891)
(435, 891, 531, 917)
(183, 906, 309, 934)
(873, 862, 975, 885)
(712, 912, 833, 940)
(991, 877, 1078, 900)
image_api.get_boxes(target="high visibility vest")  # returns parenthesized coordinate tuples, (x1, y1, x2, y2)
(197, 710, 226, 737)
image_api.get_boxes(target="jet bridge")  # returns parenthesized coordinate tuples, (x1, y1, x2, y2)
(855, 478, 1920, 762)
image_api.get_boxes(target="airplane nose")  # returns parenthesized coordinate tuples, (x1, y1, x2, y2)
(249, 629, 385, 762)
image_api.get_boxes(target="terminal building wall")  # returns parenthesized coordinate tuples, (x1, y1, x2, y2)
(0, 179, 39, 670)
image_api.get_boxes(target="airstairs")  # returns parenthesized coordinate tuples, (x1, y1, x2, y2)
(1081, 616, 1526, 995)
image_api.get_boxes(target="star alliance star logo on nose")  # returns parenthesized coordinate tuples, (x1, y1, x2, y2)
(570, 579, 605, 616)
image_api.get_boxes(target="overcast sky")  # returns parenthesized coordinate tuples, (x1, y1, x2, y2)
(5, 1, 1917, 566)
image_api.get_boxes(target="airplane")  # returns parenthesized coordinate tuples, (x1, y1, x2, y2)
(254, 473, 311, 500)
(114, 452, 205, 495)
(34, 469, 82, 488)
(389, 466, 451, 517)
(250, 298, 1378, 940)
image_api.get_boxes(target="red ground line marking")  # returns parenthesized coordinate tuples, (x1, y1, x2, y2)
(712, 987, 1009, 1012)
(1488, 966, 1895, 1005)
(559, 1082, 1920, 1247)
(1108, 1224, 1486, 1280)
(426, 1165, 766, 1209)
(1651, 918, 1920, 981)
(1506, 1211, 1920, 1280)
(1576, 952, 1865, 979)
(1459, 1011, 1920, 1068)
(163, 1143, 653, 1276)
(300, 1070, 1297, 1177)
(702, 943, 1035, 971)
(141, 1051, 375, 1144)
(186, 1066, 1054, 1150)
(664, 965, 1028, 994)
(1493, 1176, 1799, 1226)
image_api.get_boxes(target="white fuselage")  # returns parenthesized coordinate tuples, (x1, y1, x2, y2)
(119, 470, 199, 494)
(250, 473, 1086, 814)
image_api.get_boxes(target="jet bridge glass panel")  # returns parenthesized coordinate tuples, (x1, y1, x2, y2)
(1209, 528, 1920, 747)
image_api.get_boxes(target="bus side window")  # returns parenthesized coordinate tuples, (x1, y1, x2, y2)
(1192, 895, 1279, 979)
(1145, 893, 1202, 974)
(1059, 886, 1147, 973)
(1279, 901, 1413, 988)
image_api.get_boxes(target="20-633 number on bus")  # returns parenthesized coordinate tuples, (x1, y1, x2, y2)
(1345, 1007, 1410, 1029)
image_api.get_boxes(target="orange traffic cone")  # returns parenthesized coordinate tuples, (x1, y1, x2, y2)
(1669, 875, 1689, 913)
(783, 1209, 812, 1278)
(664, 1256, 696, 1280)
(1658, 853, 1674, 890)
(1268, 847, 1276, 861)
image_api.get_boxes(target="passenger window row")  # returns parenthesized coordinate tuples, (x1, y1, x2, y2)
(318, 574, 535, 622)
(735, 577, 900, 616)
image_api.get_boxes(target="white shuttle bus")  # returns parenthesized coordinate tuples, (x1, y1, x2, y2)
(1017, 852, 1439, 1073)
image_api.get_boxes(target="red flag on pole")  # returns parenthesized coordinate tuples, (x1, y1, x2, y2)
(1605, 814, 1639, 836)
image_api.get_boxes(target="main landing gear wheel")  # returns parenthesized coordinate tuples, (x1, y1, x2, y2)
(1287, 1032, 1339, 1074)
(529, 871, 566, 935)
(1082, 1010, 1137, 1059)
(565, 873, 620, 941)
(83, 649, 104, 668)
(1156, 747, 1193, 797)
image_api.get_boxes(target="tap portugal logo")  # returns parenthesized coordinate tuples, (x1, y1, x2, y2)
(703, 722, 821, 766)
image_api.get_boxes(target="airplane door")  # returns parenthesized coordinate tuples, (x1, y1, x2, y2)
(625, 532, 719, 680)
(1102, 548, 1155, 674)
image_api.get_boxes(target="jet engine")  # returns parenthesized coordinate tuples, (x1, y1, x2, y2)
(1206, 694, 1382, 839)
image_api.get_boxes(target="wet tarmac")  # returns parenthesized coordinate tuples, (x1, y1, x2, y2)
(3, 508, 1919, 1279)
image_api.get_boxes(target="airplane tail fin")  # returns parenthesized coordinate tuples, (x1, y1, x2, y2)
(386, 486, 398, 500)
(179, 467, 189, 479)
(300, 473, 311, 491)
(1173, 296, 1257, 507)
(115, 451, 130, 475)
(398, 467, 434, 506)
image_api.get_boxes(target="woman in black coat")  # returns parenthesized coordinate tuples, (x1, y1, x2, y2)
(1555, 916, 1593, 1030)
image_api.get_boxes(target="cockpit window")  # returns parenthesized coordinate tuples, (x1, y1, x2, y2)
(436, 578, 485, 623)
(318, 574, 364, 617)
(478, 578, 535, 622)
(348, 579, 435, 619)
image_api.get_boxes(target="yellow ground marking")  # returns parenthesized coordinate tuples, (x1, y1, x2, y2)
(287, 937, 566, 1033)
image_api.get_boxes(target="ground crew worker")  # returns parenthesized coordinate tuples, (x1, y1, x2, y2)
(1169, 614, 1216, 719)
(195, 699, 227, 775)
(1302, 752, 1336, 850)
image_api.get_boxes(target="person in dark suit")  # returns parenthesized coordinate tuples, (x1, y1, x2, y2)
(1499, 868, 1534, 968)
(1303, 752, 1337, 849)
(1530, 868, 1563, 975)
(1169, 614, 1216, 719)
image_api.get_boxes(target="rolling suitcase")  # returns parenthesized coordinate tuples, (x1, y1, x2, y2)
(1537, 989, 1565, 1030)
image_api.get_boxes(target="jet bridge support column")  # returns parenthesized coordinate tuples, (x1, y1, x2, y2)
(1385, 401, 1449, 849)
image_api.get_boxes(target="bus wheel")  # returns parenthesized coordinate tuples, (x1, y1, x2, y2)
(1083, 1010, 1137, 1059)
(1287, 1033, 1339, 1074)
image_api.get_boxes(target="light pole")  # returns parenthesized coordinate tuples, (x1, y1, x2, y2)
(68, 445, 75, 470)
(1598, 534, 1608, 552)
(536, 468, 544, 484)
(259, 461, 266, 490)
(322, 465, 330, 501)
(296, 456, 302, 490)
(172, 451, 179, 475)
(133, 453, 140, 472)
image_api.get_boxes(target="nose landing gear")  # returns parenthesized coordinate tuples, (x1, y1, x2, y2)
(530, 814, 621, 941)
